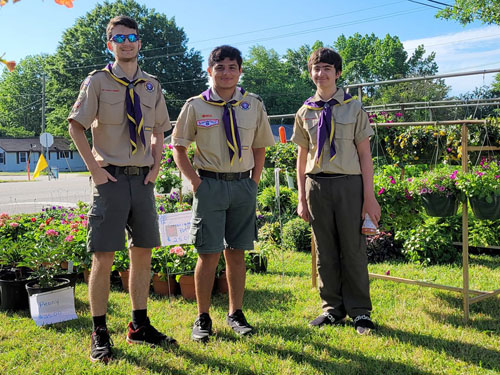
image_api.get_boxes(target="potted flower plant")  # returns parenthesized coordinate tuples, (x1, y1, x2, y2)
(151, 246, 178, 296)
(457, 158, 500, 220)
(20, 229, 71, 295)
(409, 168, 461, 217)
(112, 249, 130, 292)
(167, 245, 198, 300)
(0, 237, 33, 310)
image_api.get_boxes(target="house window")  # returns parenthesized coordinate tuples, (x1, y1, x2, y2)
(19, 152, 27, 164)
(0, 153, 4, 164)
(59, 151, 71, 159)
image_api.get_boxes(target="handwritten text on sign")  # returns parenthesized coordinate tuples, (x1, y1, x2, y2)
(158, 211, 192, 246)
(28, 286, 77, 326)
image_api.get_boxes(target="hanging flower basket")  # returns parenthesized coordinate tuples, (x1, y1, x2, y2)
(421, 193, 460, 217)
(469, 195, 500, 221)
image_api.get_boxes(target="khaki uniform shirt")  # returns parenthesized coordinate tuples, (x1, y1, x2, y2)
(291, 88, 373, 175)
(172, 88, 275, 172)
(68, 63, 171, 167)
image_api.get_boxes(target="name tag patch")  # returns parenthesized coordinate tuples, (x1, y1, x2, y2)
(197, 119, 219, 128)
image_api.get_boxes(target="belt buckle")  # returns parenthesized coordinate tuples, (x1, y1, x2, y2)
(224, 173, 235, 181)
(125, 166, 140, 176)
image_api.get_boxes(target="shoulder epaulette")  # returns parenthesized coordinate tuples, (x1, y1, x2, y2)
(186, 96, 198, 103)
(142, 71, 159, 81)
(247, 92, 263, 102)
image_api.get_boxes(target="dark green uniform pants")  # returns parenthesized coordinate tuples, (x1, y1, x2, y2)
(306, 174, 372, 319)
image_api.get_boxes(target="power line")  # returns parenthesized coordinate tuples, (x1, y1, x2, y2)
(408, 0, 444, 10)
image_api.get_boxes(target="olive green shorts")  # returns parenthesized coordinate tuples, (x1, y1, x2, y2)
(190, 177, 258, 254)
(87, 173, 161, 253)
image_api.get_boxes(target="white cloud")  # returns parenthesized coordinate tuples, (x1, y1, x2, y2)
(403, 26, 500, 95)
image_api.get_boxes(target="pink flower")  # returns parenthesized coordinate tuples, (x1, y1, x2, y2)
(64, 235, 74, 242)
(450, 170, 458, 180)
(9, 222, 19, 228)
(394, 112, 403, 118)
(170, 246, 185, 256)
(377, 187, 385, 195)
(79, 214, 85, 219)
(70, 222, 79, 229)
(438, 186, 446, 192)
(420, 187, 428, 194)
(385, 270, 390, 275)
(495, 175, 500, 179)
(82, 220, 88, 227)
(45, 229, 59, 236)
(39, 223, 46, 230)
(168, 144, 173, 150)
(0, 212, 10, 219)
(389, 176, 396, 184)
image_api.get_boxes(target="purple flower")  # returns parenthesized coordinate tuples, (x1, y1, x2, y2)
(159, 205, 165, 212)
(420, 188, 428, 194)
(438, 186, 445, 192)
(166, 158, 172, 163)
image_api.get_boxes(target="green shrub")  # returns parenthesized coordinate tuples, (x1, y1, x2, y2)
(258, 222, 281, 244)
(257, 186, 298, 221)
(397, 217, 460, 265)
(265, 142, 297, 173)
(282, 217, 311, 252)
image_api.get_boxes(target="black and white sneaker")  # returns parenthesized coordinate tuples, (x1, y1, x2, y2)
(90, 326, 113, 364)
(353, 315, 374, 335)
(227, 309, 253, 336)
(192, 313, 213, 342)
(309, 311, 345, 328)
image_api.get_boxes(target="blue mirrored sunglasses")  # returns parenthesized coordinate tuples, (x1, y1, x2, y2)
(111, 34, 139, 43)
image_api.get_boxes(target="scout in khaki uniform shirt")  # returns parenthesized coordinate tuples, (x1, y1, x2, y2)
(68, 16, 177, 364)
(173, 45, 275, 342)
(292, 47, 381, 335)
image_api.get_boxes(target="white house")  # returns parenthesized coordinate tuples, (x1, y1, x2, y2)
(0, 137, 87, 173)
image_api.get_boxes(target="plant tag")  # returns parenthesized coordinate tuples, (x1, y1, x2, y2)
(28, 286, 77, 326)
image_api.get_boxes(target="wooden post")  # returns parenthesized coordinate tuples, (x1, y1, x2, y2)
(311, 238, 317, 288)
(461, 124, 470, 323)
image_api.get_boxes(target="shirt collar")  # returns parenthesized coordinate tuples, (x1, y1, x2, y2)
(311, 87, 347, 104)
(112, 62, 144, 81)
(209, 87, 244, 102)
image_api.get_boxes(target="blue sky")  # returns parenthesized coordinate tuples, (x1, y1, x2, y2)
(1, 0, 499, 95)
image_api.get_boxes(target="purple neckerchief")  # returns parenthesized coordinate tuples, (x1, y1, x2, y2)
(304, 91, 352, 164)
(199, 87, 247, 165)
(102, 63, 146, 155)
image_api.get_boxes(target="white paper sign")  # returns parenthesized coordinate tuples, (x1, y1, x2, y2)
(28, 286, 77, 326)
(158, 211, 192, 246)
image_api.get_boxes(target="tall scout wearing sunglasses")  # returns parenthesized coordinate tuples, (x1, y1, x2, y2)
(68, 15, 177, 363)
(172, 45, 275, 342)
(292, 48, 381, 334)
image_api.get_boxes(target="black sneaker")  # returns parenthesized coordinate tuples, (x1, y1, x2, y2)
(353, 314, 375, 335)
(227, 309, 253, 336)
(90, 326, 113, 364)
(309, 311, 345, 328)
(126, 318, 178, 347)
(192, 313, 213, 342)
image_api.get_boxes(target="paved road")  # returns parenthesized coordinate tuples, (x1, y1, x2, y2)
(0, 173, 92, 215)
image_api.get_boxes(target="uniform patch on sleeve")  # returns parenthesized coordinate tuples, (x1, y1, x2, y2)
(197, 119, 219, 128)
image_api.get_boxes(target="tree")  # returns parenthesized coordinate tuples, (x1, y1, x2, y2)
(46, 0, 206, 135)
(241, 46, 314, 116)
(436, 0, 500, 25)
(0, 54, 49, 136)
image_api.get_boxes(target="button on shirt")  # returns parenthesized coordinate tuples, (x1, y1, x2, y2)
(172, 89, 275, 172)
(68, 63, 171, 167)
(291, 88, 373, 175)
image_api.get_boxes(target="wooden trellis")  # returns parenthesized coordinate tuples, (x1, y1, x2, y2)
(311, 119, 500, 322)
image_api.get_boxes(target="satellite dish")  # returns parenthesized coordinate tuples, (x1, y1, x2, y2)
(39, 132, 54, 148)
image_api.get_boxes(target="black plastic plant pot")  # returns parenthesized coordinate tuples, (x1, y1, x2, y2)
(470, 195, 500, 221)
(25, 278, 71, 297)
(0, 271, 33, 311)
(421, 193, 459, 217)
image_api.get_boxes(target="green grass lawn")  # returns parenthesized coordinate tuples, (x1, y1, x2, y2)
(1, 251, 499, 375)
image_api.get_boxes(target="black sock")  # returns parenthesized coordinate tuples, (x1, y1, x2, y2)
(92, 315, 106, 331)
(132, 309, 147, 329)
